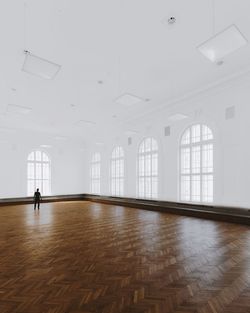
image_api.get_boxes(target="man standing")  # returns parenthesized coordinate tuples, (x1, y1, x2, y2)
(34, 188, 42, 210)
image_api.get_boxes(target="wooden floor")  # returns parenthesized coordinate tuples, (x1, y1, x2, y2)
(1, 202, 250, 313)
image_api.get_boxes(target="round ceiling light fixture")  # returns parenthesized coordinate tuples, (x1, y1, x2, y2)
(168, 16, 176, 25)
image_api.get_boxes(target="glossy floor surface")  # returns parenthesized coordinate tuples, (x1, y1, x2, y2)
(1, 201, 250, 313)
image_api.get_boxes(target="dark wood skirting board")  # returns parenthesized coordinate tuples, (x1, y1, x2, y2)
(83, 194, 250, 226)
(0, 194, 85, 206)
(1, 193, 250, 226)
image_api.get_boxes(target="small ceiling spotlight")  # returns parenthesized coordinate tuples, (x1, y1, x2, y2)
(216, 60, 224, 66)
(168, 16, 176, 25)
(98, 80, 103, 84)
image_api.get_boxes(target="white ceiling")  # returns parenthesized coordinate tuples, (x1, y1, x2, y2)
(0, 0, 250, 142)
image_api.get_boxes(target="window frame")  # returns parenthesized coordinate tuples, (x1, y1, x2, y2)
(110, 146, 125, 196)
(90, 152, 101, 194)
(137, 137, 158, 199)
(179, 124, 214, 203)
(27, 150, 51, 196)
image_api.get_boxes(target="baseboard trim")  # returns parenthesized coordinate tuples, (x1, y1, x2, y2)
(1, 194, 250, 226)
(83, 194, 250, 226)
(0, 194, 85, 206)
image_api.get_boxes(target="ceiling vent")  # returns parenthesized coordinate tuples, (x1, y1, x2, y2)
(164, 126, 171, 137)
(225, 106, 235, 120)
(128, 137, 132, 145)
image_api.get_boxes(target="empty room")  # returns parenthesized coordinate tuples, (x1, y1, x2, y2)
(1, 0, 250, 312)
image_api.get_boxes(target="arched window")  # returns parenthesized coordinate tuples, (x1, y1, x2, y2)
(90, 153, 101, 194)
(137, 137, 158, 199)
(180, 124, 213, 203)
(27, 150, 51, 196)
(110, 146, 124, 196)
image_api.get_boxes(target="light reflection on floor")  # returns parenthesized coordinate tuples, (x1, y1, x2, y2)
(25, 204, 53, 227)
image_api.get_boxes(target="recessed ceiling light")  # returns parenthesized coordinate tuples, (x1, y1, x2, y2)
(22, 51, 61, 79)
(115, 93, 144, 106)
(168, 113, 188, 121)
(197, 24, 248, 63)
(7, 104, 32, 115)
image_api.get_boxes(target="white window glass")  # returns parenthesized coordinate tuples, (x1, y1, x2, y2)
(181, 176, 190, 201)
(180, 124, 214, 203)
(90, 153, 101, 194)
(181, 129, 190, 145)
(137, 138, 158, 199)
(110, 147, 124, 196)
(27, 150, 51, 196)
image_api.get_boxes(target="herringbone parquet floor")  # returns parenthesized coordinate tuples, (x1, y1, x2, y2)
(0, 201, 250, 313)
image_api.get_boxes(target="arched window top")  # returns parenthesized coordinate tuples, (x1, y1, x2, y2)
(28, 150, 50, 163)
(139, 137, 158, 154)
(180, 123, 214, 203)
(92, 152, 101, 163)
(181, 124, 213, 146)
(111, 146, 124, 159)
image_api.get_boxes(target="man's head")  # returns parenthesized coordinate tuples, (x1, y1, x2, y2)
(37, 188, 39, 192)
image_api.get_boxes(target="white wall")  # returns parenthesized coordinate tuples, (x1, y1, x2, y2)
(2, 71, 250, 208)
(87, 72, 250, 208)
(0, 131, 87, 198)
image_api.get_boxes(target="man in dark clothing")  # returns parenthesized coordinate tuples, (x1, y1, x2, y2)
(34, 188, 42, 210)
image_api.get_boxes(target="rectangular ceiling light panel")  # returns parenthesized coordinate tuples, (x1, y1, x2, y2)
(40, 144, 52, 148)
(198, 25, 248, 63)
(168, 113, 188, 121)
(115, 94, 143, 106)
(76, 120, 96, 127)
(124, 130, 139, 136)
(7, 104, 32, 115)
(22, 52, 61, 79)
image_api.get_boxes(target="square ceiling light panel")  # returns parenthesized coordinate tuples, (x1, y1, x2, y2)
(22, 52, 61, 79)
(7, 104, 32, 115)
(198, 25, 248, 63)
(115, 94, 144, 106)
